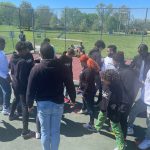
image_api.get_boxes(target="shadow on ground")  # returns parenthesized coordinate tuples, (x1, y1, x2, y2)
(0, 121, 22, 142)
(61, 117, 94, 137)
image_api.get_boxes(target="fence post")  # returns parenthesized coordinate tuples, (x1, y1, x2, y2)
(19, 8, 21, 32)
(65, 8, 67, 51)
(141, 8, 148, 43)
(32, 9, 35, 52)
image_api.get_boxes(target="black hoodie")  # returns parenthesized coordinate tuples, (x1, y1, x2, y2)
(9, 52, 34, 95)
(26, 59, 76, 108)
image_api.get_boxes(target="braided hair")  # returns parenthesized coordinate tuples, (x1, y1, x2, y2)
(102, 69, 120, 83)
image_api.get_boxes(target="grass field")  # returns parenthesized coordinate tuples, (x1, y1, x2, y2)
(0, 25, 150, 59)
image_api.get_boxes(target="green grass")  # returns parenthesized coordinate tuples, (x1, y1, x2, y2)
(0, 25, 150, 59)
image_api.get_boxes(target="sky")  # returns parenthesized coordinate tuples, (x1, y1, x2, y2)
(0, 0, 150, 8)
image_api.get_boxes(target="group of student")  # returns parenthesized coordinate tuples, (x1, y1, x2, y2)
(77, 40, 150, 150)
(0, 36, 150, 150)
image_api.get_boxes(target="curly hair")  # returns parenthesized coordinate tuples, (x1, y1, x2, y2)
(15, 41, 27, 52)
(102, 69, 120, 83)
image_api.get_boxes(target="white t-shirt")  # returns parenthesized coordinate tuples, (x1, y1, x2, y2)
(144, 70, 150, 106)
(0, 50, 9, 79)
(101, 56, 116, 71)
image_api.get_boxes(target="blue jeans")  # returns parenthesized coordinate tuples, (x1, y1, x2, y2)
(0, 77, 11, 110)
(37, 101, 64, 150)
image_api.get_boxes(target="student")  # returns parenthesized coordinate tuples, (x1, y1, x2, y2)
(9, 41, 34, 139)
(95, 69, 126, 150)
(78, 54, 100, 129)
(88, 40, 105, 68)
(138, 70, 150, 149)
(0, 37, 11, 115)
(59, 48, 75, 101)
(26, 43, 76, 150)
(19, 31, 26, 42)
(127, 44, 150, 135)
(101, 45, 117, 71)
(113, 51, 138, 139)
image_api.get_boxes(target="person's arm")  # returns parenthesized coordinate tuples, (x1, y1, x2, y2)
(82, 69, 94, 97)
(62, 65, 76, 103)
(26, 67, 38, 108)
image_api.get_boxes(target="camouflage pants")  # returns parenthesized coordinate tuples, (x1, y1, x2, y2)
(95, 111, 125, 150)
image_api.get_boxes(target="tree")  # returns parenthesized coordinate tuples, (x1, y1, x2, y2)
(61, 8, 83, 32)
(0, 2, 18, 26)
(19, 1, 33, 30)
(35, 6, 54, 29)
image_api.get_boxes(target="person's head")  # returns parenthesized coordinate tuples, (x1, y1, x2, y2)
(62, 51, 67, 56)
(87, 58, 100, 72)
(0, 37, 5, 50)
(107, 45, 117, 57)
(79, 54, 89, 68)
(102, 69, 120, 86)
(138, 44, 148, 58)
(113, 51, 125, 67)
(80, 42, 83, 45)
(67, 48, 75, 57)
(20, 31, 23, 34)
(80, 50, 85, 56)
(43, 38, 50, 44)
(40, 43, 54, 59)
(15, 41, 28, 56)
(94, 40, 106, 50)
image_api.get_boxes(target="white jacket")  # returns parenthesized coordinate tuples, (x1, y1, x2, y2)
(144, 70, 150, 105)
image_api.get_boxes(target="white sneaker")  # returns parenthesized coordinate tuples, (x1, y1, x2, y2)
(2, 109, 10, 115)
(36, 132, 41, 139)
(77, 109, 87, 114)
(138, 139, 150, 149)
(127, 127, 134, 135)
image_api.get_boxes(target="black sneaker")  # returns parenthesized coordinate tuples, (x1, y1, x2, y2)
(9, 114, 19, 121)
(21, 130, 35, 139)
(83, 123, 97, 132)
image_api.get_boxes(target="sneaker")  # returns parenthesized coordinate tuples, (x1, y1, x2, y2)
(0, 105, 3, 111)
(9, 114, 19, 121)
(138, 139, 150, 150)
(21, 130, 35, 139)
(83, 123, 97, 132)
(127, 127, 134, 135)
(77, 109, 87, 114)
(2, 109, 10, 115)
(64, 97, 70, 103)
(114, 145, 126, 150)
(36, 132, 41, 139)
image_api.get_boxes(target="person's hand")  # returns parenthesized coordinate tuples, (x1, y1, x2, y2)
(69, 102, 75, 108)
(110, 104, 117, 110)
(28, 107, 33, 112)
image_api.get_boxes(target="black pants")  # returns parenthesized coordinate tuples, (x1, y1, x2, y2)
(120, 106, 131, 139)
(84, 94, 95, 125)
(10, 87, 29, 134)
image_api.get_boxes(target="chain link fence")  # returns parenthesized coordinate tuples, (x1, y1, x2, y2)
(0, 5, 150, 58)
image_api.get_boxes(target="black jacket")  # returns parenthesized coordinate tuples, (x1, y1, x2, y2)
(118, 65, 139, 106)
(107, 80, 123, 123)
(9, 52, 34, 95)
(79, 67, 98, 97)
(130, 53, 150, 81)
(59, 55, 73, 79)
(26, 59, 76, 108)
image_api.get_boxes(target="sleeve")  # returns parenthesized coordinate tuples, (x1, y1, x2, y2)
(18, 61, 29, 94)
(82, 70, 94, 97)
(62, 65, 76, 103)
(26, 67, 38, 108)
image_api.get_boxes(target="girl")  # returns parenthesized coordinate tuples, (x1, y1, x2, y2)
(78, 54, 101, 130)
